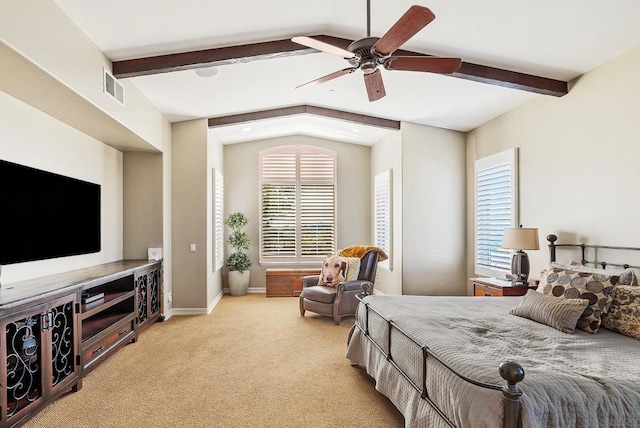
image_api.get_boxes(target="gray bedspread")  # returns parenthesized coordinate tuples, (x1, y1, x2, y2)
(346, 295, 640, 428)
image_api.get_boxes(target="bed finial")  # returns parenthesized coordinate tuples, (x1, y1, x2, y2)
(547, 234, 558, 263)
(500, 361, 524, 428)
(361, 282, 373, 296)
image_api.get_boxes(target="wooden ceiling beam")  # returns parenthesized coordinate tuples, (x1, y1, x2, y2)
(207, 105, 401, 130)
(113, 35, 568, 97)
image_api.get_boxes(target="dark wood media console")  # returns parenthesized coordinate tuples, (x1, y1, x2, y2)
(0, 260, 162, 427)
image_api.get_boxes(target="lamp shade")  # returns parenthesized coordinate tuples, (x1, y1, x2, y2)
(502, 227, 539, 250)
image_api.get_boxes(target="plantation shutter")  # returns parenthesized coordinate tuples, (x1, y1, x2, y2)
(214, 169, 224, 271)
(374, 169, 391, 268)
(260, 146, 336, 263)
(300, 148, 335, 257)
(475, 148, 518, 275)
(261, 150, 297, 257)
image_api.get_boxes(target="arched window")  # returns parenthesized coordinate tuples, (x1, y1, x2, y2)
(259, 145, 337, 264)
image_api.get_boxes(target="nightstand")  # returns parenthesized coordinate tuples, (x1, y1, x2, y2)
(471, 277, 538, 297)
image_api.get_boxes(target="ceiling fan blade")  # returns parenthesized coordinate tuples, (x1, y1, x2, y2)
(373, 6, 436, 57)
(384, 56, 462, 74)
(364, 70, 386, 102)
(291, 36, 355, 59)
(296, 67, 357, 90)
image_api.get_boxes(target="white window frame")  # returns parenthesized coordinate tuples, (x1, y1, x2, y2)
(374, 169, 392, 271)
(474, 148, 519, 277)
(259, 145, 337, 265)
(213, 168, 224, 272)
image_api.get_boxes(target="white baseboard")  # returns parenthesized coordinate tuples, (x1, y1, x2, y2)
(164, 289, 226, 316)
(161, 287, 267, 317)
(223, 286, 266, 294)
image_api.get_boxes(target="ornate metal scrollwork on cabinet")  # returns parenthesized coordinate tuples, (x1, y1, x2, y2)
(149, 269, 159, 316)
(135, 262, 162, 331)
(136, 274, 148, 324)
(5, 313, 43, 417)
(50, 301, 75, 387)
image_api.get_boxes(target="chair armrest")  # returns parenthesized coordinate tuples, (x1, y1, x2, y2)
(302, 275, 320, 288)
(339, 280, 373, 293)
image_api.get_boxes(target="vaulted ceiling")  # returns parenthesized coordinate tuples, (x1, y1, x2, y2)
(53, 0, 640, 145)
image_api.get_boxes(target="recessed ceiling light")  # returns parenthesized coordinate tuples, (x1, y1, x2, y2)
(352, 128, 360, 133)
(195, 66, 219, 78)
(242, 127, 252, 132)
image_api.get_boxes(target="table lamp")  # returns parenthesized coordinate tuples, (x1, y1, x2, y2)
(502, 226, 539, 285)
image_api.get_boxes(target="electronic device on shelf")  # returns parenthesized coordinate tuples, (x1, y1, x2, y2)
(81, 291, 105, 304)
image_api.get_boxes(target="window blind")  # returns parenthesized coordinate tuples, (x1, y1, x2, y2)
(260, 146, 336, 263)
(374, 169, 391, 268)
(214, 169, 224, 271)
(475, 148, 518, 276)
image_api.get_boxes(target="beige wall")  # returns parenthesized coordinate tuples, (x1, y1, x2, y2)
(467, 46, 640, 285)
(123, 153, 164, 260)
(0, 1, 166, 150)
(171, 119, 209, 309)
(401, 123, 467, 295)
(223, 135, 371, 287)
(0, 92, 123, 284)
(371, 130, 403, 295)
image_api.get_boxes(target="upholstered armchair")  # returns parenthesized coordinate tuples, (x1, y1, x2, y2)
(299, 250, 379, 325)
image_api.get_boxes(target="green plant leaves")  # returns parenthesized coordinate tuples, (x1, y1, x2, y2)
(226, 252, 251, 273)
(225, 211, 251, 272)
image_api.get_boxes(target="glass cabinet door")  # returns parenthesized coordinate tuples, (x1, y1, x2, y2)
(49, 296, 77, 393)
(3, 306, 45, 420)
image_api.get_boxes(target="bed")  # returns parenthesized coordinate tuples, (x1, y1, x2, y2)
(346, 235, 640, 427)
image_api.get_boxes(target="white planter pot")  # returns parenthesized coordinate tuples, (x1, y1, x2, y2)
(228, 270, 250, 296)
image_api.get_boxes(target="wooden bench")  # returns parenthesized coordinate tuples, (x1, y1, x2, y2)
(265, 268, 320, 297)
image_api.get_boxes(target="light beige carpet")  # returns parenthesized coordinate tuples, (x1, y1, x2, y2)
(25, 294, 404, 427)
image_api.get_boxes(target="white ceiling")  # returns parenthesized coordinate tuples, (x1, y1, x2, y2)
(53, 0, 640, 145)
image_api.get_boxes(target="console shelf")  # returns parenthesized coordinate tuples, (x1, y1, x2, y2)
(0, 260, 162, 428)
(82, 305, 135, 340)
(81, 290, 135, 320)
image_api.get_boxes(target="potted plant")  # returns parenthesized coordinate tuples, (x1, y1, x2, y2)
(225, 212, 252, 296)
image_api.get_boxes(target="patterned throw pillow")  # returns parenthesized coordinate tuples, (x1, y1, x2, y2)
(602, 285, 640, 340)
(539, 268, 619, 334)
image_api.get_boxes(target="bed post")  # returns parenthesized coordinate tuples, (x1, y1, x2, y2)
(500, 361, 525, 428)
(361, 281, 373, 296)
(547, 234, 558, 262)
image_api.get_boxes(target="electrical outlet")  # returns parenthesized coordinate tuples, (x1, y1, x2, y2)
(166, 292, 172, 303)
(189, 243, 196, 252)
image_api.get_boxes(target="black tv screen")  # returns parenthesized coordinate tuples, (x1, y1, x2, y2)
(0, 159, 101, 265)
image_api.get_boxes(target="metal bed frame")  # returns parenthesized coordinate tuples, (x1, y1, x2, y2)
(351, 233, 640, 428)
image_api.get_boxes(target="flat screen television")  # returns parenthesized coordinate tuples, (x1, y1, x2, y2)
(0, 159, 101, 265)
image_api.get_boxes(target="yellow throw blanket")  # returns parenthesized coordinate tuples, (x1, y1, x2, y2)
(338, 245, 388, 262)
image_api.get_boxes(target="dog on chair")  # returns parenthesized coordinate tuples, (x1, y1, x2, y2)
(318, 255, 347, 287)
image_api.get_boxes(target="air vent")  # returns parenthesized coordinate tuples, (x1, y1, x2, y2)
(103, 68, 124, 105)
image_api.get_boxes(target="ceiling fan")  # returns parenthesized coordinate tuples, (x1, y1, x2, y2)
(291, 3, 462, 102)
